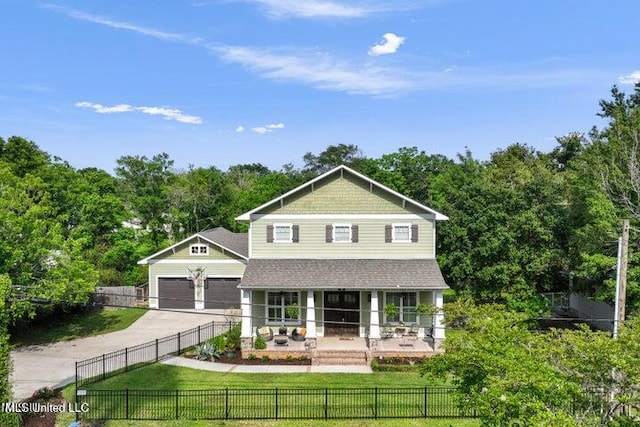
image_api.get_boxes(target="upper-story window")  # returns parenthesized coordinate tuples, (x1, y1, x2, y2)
(326, 224, 359, 243)
(267, 223, 299, 243)
(333, 224, 351, 242)
(189, 244, 209, 256)
(385, 223, 418, 243)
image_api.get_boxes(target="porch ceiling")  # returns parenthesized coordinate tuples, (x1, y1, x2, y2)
(239, 259, 448, 290)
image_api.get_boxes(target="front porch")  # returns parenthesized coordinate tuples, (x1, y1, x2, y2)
(241, 335, 441, 365)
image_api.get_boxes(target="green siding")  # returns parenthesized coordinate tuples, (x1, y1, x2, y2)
(153, 238, 243, 261)
(252, 290, 266, 328)
(260, 174, 425, 215)
(251, 217, 435, 258)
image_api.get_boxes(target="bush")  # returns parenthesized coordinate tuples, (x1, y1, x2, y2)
(254, 336, 267, 350)
(261, 355, 270, 362)
(248, 353, 258, 360)
(224, 324, 241, 350)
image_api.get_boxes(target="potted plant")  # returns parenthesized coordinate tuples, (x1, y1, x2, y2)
(285, 303, 299, 320)
(384, 303, 399, 323)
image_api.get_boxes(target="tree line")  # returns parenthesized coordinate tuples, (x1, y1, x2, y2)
(1, 84, 639, 325)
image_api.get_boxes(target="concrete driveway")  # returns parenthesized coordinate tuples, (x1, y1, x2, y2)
(10, 309, 229, 399)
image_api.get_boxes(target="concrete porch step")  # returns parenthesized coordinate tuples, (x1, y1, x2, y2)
(312, 350, 369, 366)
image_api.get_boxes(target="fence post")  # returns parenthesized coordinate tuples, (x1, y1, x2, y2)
(374, 387, 378, 419)
(75, 362, 79, 423)
(177, 332, 181, 355)
(225, 388, 229, 420)
(211, 320, 215, 339)
(155, 339, 159, 362)
(325, 388, 328, 420)
(102, 354, 106, 380)
(424, 387, 427, 418)
(125, 389, 129, 419)
(198, 325, 201, 343)
(125, 347, 128, 372)
(175, 390, 179, 420)
(275, 388, 278, 420)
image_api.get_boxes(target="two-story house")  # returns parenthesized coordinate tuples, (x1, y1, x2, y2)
(138, 165, 448, 353)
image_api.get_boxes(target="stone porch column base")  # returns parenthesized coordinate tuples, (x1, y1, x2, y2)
(241, 337, 253, 351)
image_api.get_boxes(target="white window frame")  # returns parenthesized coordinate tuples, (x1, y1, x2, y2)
(273, 223, 293, 243)
(392, 223, 412, 243)
(384, 291, 418, 324)
(189, 244, 209, 256)
(265, 291, 301, 325)
(332, 223, 352, 243)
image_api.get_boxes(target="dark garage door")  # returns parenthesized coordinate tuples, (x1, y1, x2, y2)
(158, 278, 195, 309)
(205, 279, 240, 309)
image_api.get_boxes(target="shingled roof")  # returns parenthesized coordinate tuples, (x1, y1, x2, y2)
(199, 227, 248, 258)
(239, 259, 448, 289)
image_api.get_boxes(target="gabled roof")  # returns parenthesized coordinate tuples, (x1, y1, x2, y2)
(235, 165, 448, 221)
(137, 227, 248, 264)
(239, 258, 448, 289)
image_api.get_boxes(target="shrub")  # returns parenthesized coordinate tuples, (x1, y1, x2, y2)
(286, 355, 293, 363)
(195, 342, 222, 361)
(254, 336, 267, 350)
(261, 355, 270, 362)
(31, 387, 55, 400)
(224, 324, 241, 350)
(248, 353, 258, 360)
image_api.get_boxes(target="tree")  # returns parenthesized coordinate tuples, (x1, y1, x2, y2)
(422, 303, 640, 426)
(167, 166, 231, 237)
(431, 146, 568, 311)
(115, 153, 174, 249)
(302, 144, 364, 174)
(0, 136, 50, 177)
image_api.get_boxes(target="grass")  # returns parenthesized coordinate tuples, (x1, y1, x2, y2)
(10, 307, 148, 347)
(79, 363, 449, 390)
(61, 364, 476, 426)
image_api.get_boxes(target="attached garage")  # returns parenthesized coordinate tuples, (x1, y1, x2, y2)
(158, 278, 195, 309)
(204, 279, 241, 309)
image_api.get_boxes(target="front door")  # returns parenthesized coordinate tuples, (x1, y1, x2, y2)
(324, 291, 360, 336)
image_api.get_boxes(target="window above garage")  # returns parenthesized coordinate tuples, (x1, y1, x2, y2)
(189, 244, 209, 256)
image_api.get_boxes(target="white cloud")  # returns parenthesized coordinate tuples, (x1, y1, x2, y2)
(18, 83, 54, 93)
(43, 4, 202, 45)
(217, 46, 413, 96)
(251, 122, 285, 134)
(75, 102, 203, 124)
(235, 125, 245, 132)
(619, 70, 640, 85)
(368, 33, 405, 56)
(247, 0, 367, 18)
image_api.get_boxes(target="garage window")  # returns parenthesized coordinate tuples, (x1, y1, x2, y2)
(190, 244, 209, 256)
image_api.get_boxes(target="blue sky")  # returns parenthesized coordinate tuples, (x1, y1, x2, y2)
(1, 0, 639, 173)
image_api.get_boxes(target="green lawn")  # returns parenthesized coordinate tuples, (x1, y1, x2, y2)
(79, 363, 448, 390)
(62, 364, 477, 426)
(10, 307, 148, 347)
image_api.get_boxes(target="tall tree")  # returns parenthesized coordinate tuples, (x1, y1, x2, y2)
(115, 153, 174, 249)
(302, 144, 364, 174)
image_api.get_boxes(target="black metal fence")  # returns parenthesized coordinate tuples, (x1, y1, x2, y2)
(75, 321, 233, 387)
(75, 387, 473, 421)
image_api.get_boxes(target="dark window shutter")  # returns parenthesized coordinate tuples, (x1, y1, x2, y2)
(385, 225, 392, 243)
(292, 225, 299, 243)
(411, 224, 419, 242)
(326, 225, 333, 243)
(351, 225, 359, 243)
(266, 225, 274, 243)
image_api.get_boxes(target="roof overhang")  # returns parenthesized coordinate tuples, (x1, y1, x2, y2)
(235, 165, 448, 221)
(137, 233, 248, 265)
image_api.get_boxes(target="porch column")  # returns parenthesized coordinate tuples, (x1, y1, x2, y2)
(432, 290, 445, 346)
(240, 289, 253, 350)
(305, 291, 317, 349)
(369, 291, 381, 339)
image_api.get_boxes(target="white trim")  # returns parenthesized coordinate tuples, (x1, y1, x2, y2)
(391, 223, 412, 243)
(265, 291, 301, 326)
(235, 165, 448, 221)
(332, 223, 352, 243)
(147, 259, 245, 265)
(250, 213, 435, 220)
(272, 223, 293, 243)
(189, 243, 209, 256)
(138, 231, 248, 264)
(248, 223, 253, 258)
(383, 291, 419, 324)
